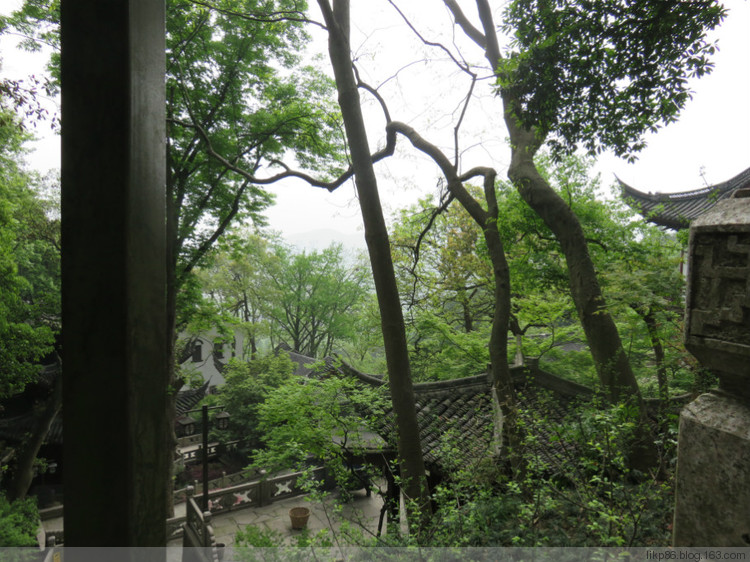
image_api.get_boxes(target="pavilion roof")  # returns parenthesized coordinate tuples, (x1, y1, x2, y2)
(619, 167, 750, 230)
(335, 360, 594, 474)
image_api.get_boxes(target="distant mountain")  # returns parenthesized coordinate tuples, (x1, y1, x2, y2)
(285, 229, 366, 253)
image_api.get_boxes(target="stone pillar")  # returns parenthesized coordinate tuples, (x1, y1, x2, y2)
(673, 189, 750, 546)
(60, 0, 167, 547)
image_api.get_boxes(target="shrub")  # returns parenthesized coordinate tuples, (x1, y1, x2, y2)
(0, 493, 39, 547)
(422, 399, 675, 547)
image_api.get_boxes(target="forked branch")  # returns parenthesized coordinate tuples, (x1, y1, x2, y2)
(169, 117, 396, 192)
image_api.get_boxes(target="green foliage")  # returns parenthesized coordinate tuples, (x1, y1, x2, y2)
(195, 230, 280, 358)
(390, 190, 495, 380)
(0, 0, 60, 100)
(234, 523, 334, 553)
(335, 291, 386, 374)
(167, 0, 345, 302)
(419, 399, 674, 547)
(0, 493, 39, 547)
(219, 351, 296, 448)
(198, 233, 371, 359)
(0, 100, 58, 397)
(501, 0, 726, 160)
(506, 154, 692, 394)
(407, 311, 490, 381)
(263, 243, 370, 358)
(3, 1, 349, 384)
(252, 370, 387, 492)
(390, 152, 692, 394)
(235, 524, 284, 547)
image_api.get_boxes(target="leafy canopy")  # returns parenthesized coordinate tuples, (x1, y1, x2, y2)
(500, 0, 726, 160)
(0, 99, 58, 397)
(219, 351, 295, 448)
(195, 233, 371, 359)
(167, 0, 345, 290)
(253, 368, 388, 485)
(0, 493, 39, 546)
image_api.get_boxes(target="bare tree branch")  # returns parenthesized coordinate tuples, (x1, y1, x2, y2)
(454, 74, 477, 167)
(387, 0, 475, 74)
(169, 116, 396, 191)
(353, 66, 392, 124)
(387, 120, 495, 227)
(401, 186, 455, 310)
(443, 0, 487, 50)
(475, 0, 502, 66)
(382, 2, 482, 171)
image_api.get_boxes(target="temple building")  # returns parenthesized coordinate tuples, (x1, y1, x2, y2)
(620, 167, 750, 230)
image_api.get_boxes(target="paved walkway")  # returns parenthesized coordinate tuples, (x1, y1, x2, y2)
(170, 486, 385, 548)
(39, 486, 385, 549)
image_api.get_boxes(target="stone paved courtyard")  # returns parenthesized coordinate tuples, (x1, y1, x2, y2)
(169, 485, 385, 548)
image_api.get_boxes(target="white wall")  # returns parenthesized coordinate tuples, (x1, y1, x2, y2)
(178, 328, 246, 389)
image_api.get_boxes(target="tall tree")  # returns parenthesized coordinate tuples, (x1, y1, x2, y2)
(0, 103, 56, 398)
(496, 154, 691, 396)
(0, 94, 61, 501)
(164, 0, 345, 513)
(316, 0, 431, 524)
(442, 0, 724, 410)
(195, 230, 279, 360)
(220, 351, 295, 449)
(165, 0, 344, 352)
(198, 234, 370, 359)
(264, 243, 369, 357)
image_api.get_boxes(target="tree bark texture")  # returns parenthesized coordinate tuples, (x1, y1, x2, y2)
(317, 0, 431, 521)
(640, 308, 669, 406)
(504, 130, 642, 404)
(8, 367, 62, 502)
(387, 122, 518, 455)
(444, 0, 643, 407)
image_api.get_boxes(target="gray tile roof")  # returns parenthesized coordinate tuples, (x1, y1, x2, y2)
(619, 167, 750, 230)
(336, 361, 593, 472)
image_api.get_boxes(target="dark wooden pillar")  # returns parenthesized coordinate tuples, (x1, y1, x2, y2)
(61, 0, 167, 546)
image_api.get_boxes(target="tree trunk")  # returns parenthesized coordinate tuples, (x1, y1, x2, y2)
(505, 127, 641, 403)
(641, 309, 668, 405)
(317, 0, 431, 525)
(479, 172, 516, 414)
(509, 317, 525, 366)
(443, 0, 655, 466)
(387, 122, 518, 460)
(165, 160, 180, 519)
(446, 0, 643, 406)
(8, 366, 63, 502)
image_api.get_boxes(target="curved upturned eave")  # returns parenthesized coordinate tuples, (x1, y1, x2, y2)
(618, 167, 750, 230)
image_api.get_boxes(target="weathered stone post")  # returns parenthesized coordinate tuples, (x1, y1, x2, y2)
(673, 189, 750, 546)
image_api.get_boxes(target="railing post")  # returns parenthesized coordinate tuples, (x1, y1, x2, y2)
(258, 469, 267, 507)
(202, 405, 209, 512)
(202, 511, 212, 547)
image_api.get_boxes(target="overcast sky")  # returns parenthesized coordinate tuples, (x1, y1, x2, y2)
(1, 0, 748, 243)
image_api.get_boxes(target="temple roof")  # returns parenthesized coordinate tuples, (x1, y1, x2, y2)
(619, 167, 750, 229)
(335, 360, 593, 473)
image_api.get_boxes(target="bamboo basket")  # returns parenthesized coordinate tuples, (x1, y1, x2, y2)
(289, 507, 310, 530)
